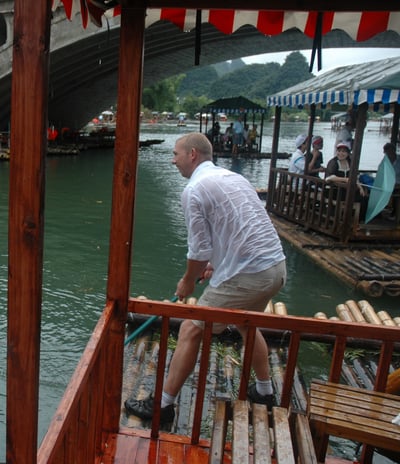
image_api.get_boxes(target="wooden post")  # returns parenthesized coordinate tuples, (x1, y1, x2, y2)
(341, 102, 367, 243)
(267, 106, 281, 210)
(259, 113, 264, 153)
(304, 103, 316, 174)
(103, 4, 146, 431)
(7, 2, 52, 463)
(391, 102, 400, 149)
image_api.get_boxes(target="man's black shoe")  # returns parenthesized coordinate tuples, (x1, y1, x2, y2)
(247, 383, 274, 410)
(124, 395, 175, 423)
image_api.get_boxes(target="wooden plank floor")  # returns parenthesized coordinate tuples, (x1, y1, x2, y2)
(271, 215, 400, 297)
(100, 428, 354, 464)
(100, 428, 232, 463)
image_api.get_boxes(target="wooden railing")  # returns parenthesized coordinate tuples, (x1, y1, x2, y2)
(266, 167, 360, 240)
(37, 297, 400, 462)
(37, 301, 116, 464)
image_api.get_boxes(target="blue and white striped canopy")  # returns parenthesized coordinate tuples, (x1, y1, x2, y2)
(267, 56, 400, 108)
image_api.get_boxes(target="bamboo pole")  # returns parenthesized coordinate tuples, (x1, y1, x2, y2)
(345, 300, 366, 323)
(358, 300, 382, 325)
(264, 301, 274, 313)
(269, 347, 285, 405)
(356, 280, 384, 297)
(336, 304, 354, 322)
(353, 359, 374, 390)
(377, 310, 397, 326)
(393, 317, 400, 326)
(341, 362, 361, 388)
(124, 335, 152, 427)
(383, 282, 400, 297)
(273, 302, 287, 315)
(314, 312, 328, 319)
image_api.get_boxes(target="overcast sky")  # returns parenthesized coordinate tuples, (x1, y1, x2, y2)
(242, 48, 400, 75)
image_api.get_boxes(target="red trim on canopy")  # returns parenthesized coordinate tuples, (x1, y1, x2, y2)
(209, 10, 236, 35)
(357, 11, 391, 41)
(52, 1, 400, 43)
(160, 8, 186, 29)
(256, 11, 285, 35)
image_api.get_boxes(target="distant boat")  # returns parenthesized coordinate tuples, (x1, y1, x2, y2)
(77, 130, 164, 149)
(47, 145, 79, 156)
(139, 138, 165, 147)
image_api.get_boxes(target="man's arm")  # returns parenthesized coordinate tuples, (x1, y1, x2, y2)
(175, 259, 208, 300)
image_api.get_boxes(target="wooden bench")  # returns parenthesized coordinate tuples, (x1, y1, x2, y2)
(209, 399, 317, 464)
(308, 379, 400, 463)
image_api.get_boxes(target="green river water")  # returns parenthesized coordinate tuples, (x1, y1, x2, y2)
(0, 121, 398, 462)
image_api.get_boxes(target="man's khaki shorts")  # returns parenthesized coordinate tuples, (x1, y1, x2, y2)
(192, 260, 286, 333)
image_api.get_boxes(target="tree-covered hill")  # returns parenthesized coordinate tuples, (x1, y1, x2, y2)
(142, 51, 314, 117)
(178, 51, 313, 101)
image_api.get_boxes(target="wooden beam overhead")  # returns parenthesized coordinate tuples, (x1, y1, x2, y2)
(128, 1, 400, 11)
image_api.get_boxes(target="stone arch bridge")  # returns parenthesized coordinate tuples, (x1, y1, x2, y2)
(0, 2, 399, 131)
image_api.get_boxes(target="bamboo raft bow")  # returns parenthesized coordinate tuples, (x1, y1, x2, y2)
(313, 298, 400, 395)
(125, 278, 202, 345)
(275, 216, 400, 298)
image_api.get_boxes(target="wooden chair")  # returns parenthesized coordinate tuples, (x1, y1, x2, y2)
(308, 379, 400, 464)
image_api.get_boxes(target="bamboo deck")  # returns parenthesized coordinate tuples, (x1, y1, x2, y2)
(119, 299, 400, 464)
(270, 214, 400, 297)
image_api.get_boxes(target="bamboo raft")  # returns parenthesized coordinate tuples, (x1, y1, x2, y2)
(122, 298, 400, 445)
(270, 215, 400, 297)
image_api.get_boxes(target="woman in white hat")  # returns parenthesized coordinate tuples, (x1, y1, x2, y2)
(325, 141, 366, 205)
(288, 134, 308, 175)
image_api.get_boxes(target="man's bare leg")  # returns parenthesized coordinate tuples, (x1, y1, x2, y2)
(163, 319, 203, 396)
(237, 326, 270, 380)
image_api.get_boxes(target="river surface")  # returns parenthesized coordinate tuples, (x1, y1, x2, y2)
(0, 121, 398, 462)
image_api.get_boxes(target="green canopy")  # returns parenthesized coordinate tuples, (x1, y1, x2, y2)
(202, 96, 266, 114)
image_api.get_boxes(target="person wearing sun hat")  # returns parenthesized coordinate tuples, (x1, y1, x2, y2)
(325, 140, 352, 183)
(288, 134, 308, 175)
(306, 135, 325, 177)
(325, 141, 367, 214)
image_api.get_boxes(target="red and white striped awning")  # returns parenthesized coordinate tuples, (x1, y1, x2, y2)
(52, 1, 400, 42)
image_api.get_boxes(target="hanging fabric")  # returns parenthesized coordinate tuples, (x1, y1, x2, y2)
(309, 12, 323, 72)
(195, 9, 202, 66)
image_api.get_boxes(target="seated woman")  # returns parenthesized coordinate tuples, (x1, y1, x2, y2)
(307, 135, 325, 177)
(325, 141, 367, 219)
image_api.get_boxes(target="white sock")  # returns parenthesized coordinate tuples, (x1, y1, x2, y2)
(161, 391, 176, 408)
(256, 379, 273, 396)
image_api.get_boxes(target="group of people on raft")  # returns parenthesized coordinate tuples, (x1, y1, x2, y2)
(206, 117, 259, 155)
(288, 127, 400, 222)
